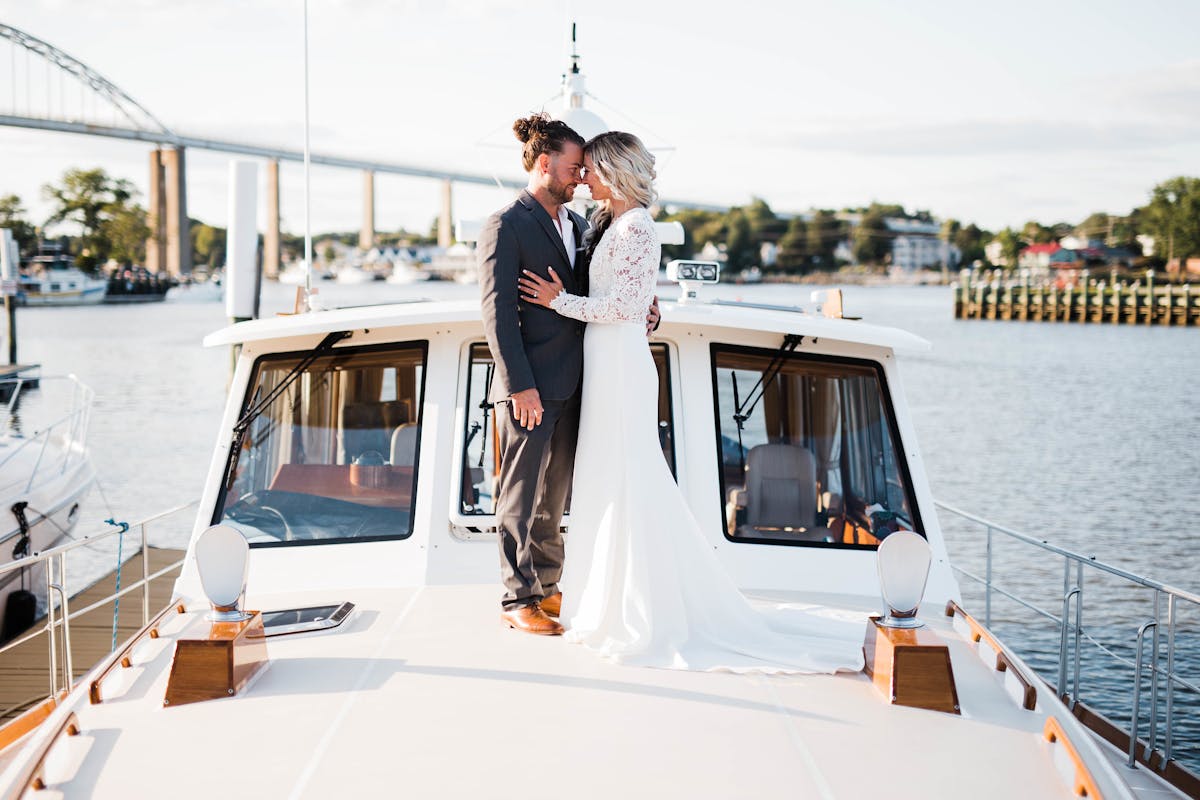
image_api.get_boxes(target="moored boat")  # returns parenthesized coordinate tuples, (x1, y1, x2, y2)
(17, 245, 106, 307)
(0, 376, 95, 644)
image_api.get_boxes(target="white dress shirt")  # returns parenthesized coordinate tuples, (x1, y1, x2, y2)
(554, 205, 576, 269)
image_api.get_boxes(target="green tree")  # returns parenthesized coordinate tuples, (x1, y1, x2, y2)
(41, 168, 142, 272)
(723, 208, 757, 271)
(1021, 220, 1056, 244)
(995, 228, 1022, 268)
(106, 204, 150, 266)
(323, 243, 336, 263)
(192, 222, 227, 268)
(0, 195, 38, 256)
(776, 216, 810, 273)
(745, 197, 786, 242)
(806, 210, 840, 269)
(954, 223, 987, 266)
(1075, 212, 1111, 244)
(852, 208, 890, 265)
(1140, 176, 1200, 262)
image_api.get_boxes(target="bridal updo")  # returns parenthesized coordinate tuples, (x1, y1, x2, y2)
(583, 131, 657, 260)
(513, 112, 585, 172)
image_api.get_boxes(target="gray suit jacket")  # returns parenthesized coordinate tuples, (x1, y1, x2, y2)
(479, 190, 589, 404)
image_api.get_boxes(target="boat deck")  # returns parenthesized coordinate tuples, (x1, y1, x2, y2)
(9, 583, 1162, 799)
(0, 547, 184, 721)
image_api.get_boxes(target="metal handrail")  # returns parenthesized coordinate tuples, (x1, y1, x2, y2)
(0, 500, 198, 706)
(0, 375, 94, 496)
(936, 500, 1200, 773)
(936, 500, 1200, 605)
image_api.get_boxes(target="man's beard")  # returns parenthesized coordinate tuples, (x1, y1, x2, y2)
(547, 177, 575, 205)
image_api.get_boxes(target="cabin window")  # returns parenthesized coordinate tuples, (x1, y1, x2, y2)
(215, 341, 427, 546)
(459, 342, 676, 516)
(711, 344, 920, 549)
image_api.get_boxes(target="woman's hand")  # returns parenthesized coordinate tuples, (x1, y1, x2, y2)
(519, 267, 564, 308)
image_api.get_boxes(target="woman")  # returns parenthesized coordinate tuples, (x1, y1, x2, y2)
(518, 132, 863, 673)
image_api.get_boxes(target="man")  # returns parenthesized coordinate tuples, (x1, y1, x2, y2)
(478, 113, 657, 635)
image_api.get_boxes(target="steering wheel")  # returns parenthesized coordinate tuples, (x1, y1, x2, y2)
(231, 492, 297, 542)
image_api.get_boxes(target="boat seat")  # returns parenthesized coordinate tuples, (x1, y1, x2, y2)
(728, 443, 827, 540)
(390, 423, 419, 467)
(343, 401, 409, 463)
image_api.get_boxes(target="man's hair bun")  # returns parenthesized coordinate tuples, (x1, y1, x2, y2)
(512, 112, 584, 171)
(512, 113, 548, 144)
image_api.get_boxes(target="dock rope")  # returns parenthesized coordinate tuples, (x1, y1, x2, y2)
(105, 518, 129, 651)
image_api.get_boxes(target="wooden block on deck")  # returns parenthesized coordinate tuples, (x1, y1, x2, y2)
(164, 612, 268, 708)
(863, 616, 960, 715)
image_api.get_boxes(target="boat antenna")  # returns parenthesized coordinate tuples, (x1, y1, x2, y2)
(302, 0, 314, 311)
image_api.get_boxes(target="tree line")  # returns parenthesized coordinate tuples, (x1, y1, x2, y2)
(658, 176, 1200, 275)
(3, 168, 1198, 276)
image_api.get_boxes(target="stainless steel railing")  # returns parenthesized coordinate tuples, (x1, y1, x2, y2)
(935, 500, 1200, 771)
(0, 500, 196, 703)
(0, 375, 93, 497)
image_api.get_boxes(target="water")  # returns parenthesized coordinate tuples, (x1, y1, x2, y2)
(9, 279, 1200, 771)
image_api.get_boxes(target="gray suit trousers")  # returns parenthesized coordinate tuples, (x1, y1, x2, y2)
(495, 391, 580, 609)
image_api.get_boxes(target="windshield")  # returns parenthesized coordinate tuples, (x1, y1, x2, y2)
(712, 345, 920, 549)
(215, 342, 426, 546)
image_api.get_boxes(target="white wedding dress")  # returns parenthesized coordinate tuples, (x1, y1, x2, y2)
(549, 207, 864, 674)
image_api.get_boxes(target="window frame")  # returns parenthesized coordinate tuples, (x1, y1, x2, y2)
(211, 338, 429, 549)
(708, 342, 924, 550)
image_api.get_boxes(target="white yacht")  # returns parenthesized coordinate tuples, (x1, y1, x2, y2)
(0, 277, 1191, 799)
(0, 376, 95, 643)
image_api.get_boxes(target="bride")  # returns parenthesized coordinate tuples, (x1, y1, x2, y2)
(518, 132, 864, 674)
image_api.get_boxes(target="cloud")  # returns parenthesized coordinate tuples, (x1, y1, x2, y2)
(761, 118, 1200, 158)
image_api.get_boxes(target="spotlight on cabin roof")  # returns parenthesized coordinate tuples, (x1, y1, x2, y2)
(667, 259, 721, 305)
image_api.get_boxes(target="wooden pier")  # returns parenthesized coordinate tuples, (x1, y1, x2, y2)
(954, 271, 1199, 325)
(0, 547, 184, 722)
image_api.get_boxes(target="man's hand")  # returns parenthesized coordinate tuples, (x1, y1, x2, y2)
(509, 387, 544, 431)
(645, 295, 661, 337)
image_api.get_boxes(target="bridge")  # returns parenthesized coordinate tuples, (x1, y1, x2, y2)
(0, 22, 725, 278)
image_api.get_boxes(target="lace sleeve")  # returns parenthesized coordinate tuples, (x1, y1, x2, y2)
(550, 210, 659, 323)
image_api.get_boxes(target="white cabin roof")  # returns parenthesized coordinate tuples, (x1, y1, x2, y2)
(202, 299, 931, 353)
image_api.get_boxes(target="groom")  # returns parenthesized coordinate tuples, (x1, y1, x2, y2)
(479, 113, 657, 635)
(479, 113, 587, 636)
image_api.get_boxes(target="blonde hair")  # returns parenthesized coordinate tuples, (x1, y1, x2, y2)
(583, 131, 656, 259)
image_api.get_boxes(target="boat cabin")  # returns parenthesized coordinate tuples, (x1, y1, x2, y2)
(185, 294, 955, 604)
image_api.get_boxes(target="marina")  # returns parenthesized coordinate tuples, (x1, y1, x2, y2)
(0, 3, 1198, 797)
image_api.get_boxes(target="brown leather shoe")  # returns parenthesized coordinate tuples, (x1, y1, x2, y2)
(540, 592, 562, 618)
(500, 604, 564, 636)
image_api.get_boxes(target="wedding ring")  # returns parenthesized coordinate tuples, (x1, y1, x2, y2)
(533, 291, 539, 298)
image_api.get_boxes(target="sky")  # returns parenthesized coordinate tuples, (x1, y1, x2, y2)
(2, 0, 1199, 239)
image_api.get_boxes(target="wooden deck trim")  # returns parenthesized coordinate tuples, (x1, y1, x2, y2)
(89, 601, 187, 705)
(9, 710, 80, 793)
(1043, 716, 1105, 799)
(944, 600, 1037, 710)
(0, 691, 65, 754)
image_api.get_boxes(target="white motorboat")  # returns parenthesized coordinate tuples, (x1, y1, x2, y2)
(0, 376, 95, 643)
(0, 278, 1193, 799)
(18, 245, 106, 307)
